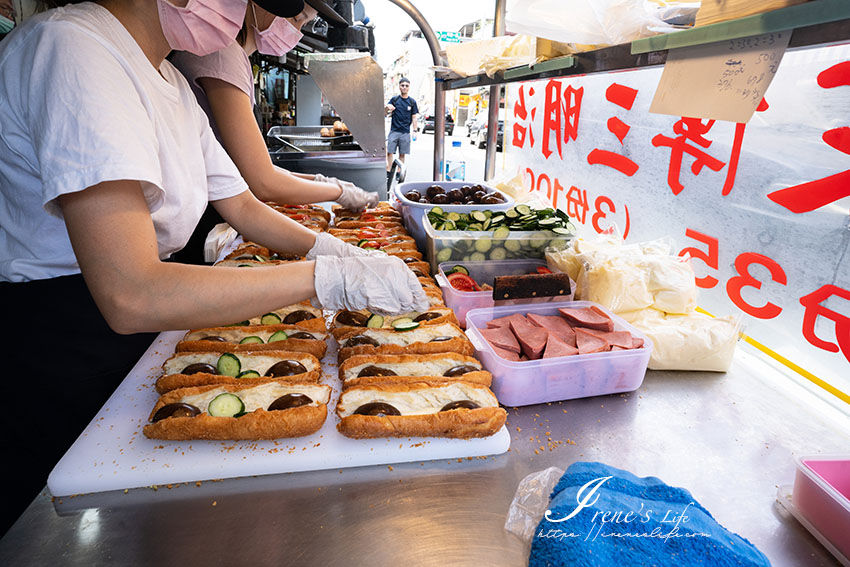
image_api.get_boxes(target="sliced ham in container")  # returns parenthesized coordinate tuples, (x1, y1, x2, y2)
(558, 306, 615, 332)
(526, 313, 577, 347)
(543, 334, 579, 358)
(575, 328, 611, 354)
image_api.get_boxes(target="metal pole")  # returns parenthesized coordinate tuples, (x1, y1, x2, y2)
(484, 0, 506, 181)
(386, 0, 446, 181)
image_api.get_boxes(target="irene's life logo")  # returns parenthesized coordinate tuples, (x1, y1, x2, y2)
(538, 476, 711, 543)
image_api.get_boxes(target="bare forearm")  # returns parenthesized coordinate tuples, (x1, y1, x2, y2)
(126, 260, 317, 332)
(214, 191, 319, 256)
(250, 166, 342, 204)
(59, 181, 318, 335)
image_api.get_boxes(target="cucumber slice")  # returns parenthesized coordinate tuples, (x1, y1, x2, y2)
(492, 226, 510, 240)
(481, 218, 491, 231)
(366, 314, 384, 328)
(489, 247, 507, 260)
(261, 312, 282, 325)
(446, 212, 461, 222)
(236, 370, 261, 379)
(504, 239, 522, 252)
(391, 317, 420, 331)
(216, 353, 241, 377)
(436, 247, 454, 263)
(449, 265, 469, 276)
(252, 255, 266, 262)
(505, 208, 519, 219)
(552, 226, 572, 235)
(490, 215, 505, 225)
(483, 210, 493, 218)
(471, 211, 488, 222)
(474, 238, 492, 253)
(516, 204, 532, 216)
(430, 206, 444, 216)
(538, 217, 560, 226)
(239, 336, 264, 345)
(228, 320, 250, 327)
(207, 393, 245, 417)
(357, 239, 369, 247)
(443, 220, 456, 230)
(469, 252, 486, 262)
(268, 331, 288, 342)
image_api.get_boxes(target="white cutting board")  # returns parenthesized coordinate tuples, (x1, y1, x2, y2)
(48, 331, 511, 497)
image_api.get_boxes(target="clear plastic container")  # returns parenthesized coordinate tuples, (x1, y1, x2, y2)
(423, 214, 571, 274)
(792, 456, 850, 563)
(464, 301, 652, 407)
(392, 181, 514, 252)
(436, 259, 574, 328)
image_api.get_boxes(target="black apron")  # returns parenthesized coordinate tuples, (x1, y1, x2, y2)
(0, 274, 155, 535)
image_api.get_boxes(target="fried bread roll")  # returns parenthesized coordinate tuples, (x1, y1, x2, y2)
(266, 203, 332, 222)
(336, 381, 506, 439)
(333, 220, 404, 230)
(144, 381, 331, 440)
(336, 322, 474, 362)
(339, 353, 492, 388)
(223, 244, 304, 263)
(157, 350, 321, 394)
(332, 203, 399, 217)
(330, 308, 459, 339)
(178, 325, 327, 359)
(328, 227, 408, 237)
(240, 303, 326, 331)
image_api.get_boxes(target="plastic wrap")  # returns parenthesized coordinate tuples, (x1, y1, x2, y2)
(505, 0, 682, 47)
(625, 309, 743, 372)
(504, 466, 565, 542)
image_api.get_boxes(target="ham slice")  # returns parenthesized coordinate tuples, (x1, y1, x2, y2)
(543, 334, 579, 358)
(526, 313, 577, 347)
(575, 328, 611, 354)
(632, 337, 645, 348)
(558, 306, 614, 332)
(492, 345, 521, 361)
(486, 315, 514, 329)
(581, 329, 635, 349)
(509, 318, 549, 360)
(480, 326, 521, 353)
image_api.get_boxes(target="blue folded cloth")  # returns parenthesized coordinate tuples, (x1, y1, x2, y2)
(529, 462, 771, 567)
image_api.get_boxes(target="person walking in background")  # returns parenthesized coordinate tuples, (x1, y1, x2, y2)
(385, 77, 418, 188)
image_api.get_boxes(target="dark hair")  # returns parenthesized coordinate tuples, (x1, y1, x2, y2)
(399, 78, 410, 85)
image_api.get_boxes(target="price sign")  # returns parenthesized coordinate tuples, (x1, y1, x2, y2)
(649, 32, 791, 123)
(437, 31, 462, 44)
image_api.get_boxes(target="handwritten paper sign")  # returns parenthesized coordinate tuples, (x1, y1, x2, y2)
(649, 31, 791, 123)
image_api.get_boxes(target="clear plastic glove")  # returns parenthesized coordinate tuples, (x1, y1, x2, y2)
(412, 131, 417, 142)
(313, 256, 429, 314)
(315, 173, 379, 212)
(305, 232, 381, 260)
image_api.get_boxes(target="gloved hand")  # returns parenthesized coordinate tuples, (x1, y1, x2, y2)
(313, 255, 429, 315)
(412, 131, 417, 142)
(314, 173, 379, 213)
(305, 232, 383, 260)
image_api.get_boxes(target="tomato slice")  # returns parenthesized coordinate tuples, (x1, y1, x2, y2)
(447, 272, 480, 292)
(536, 266, 553, 274)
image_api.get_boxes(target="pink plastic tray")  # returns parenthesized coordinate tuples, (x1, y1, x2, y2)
(464, 301, 652, 407)
(792, 456, 850, 562)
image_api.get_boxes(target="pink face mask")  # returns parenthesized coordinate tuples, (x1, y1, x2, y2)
(252, 9, 303, 57)
(157, 0, 248, 56)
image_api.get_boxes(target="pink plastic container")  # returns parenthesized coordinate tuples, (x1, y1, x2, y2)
(436, 259, 573, 328)
(792, 456, 850, 562)
(464, 301, 652, 407)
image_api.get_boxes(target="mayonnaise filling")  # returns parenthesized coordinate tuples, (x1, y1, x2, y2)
(343, 359, 482, 381)
(345, 323, 462, 347)
(183, 328, 323, 342)
(181, 383, 331, 413)
(337, 384, 497, 417)
(163, 352, 316, 376)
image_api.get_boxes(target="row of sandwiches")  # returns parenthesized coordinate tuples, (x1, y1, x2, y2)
(143, 202, 506, 442)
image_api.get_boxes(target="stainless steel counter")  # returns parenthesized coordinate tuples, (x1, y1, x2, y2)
(1, 345, 847, 566)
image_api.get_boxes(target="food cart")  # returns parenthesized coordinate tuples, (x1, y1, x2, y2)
(1, 1, 849, 566)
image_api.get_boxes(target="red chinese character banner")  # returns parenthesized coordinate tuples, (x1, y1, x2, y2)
(504, 45, 850, 390)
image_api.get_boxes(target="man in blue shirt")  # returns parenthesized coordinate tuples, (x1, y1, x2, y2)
(385, 77, 419, 187)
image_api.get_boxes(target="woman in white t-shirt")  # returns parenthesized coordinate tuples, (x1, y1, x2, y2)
(0, 0, 425, 534)
(170, 0, 373, 264)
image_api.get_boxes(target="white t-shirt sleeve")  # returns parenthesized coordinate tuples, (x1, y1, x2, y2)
(22, 23, 165, 218)
(196, 105, 248, 202)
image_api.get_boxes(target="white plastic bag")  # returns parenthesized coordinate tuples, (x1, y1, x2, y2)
(506, 0, 679, 47)
(504, 466, 565, 542)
